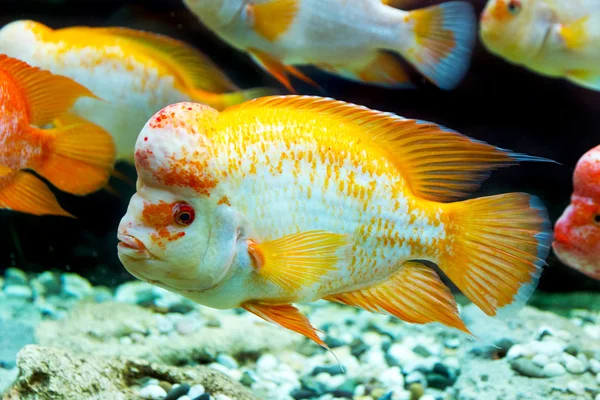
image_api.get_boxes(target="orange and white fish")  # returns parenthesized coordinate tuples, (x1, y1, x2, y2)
(480, 0, 600, 91)
(0, 20, 275, 162)
(0, 55, 115, 217)
(553, 145, 600, 280)
(117, 96, 552, 346)
(183, 0, 477, 91)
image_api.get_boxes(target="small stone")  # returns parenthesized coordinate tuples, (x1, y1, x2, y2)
(378, 367, 404, 388)
(34, 271, 60, 294)
(257, 354, 278, 372)
(426, 373, 452, 389)
(532, 354, 550, 367)
(4, 268, 27, 286)
(4, 285, 33, 300)
(536, 326, 555, 340)
(595, 394, 600, 400)
(421, 396, 436, 400)
(138, 385, 167, 399)
(530, 340, 564, 357)
(511, 359, 545, 378)
(566, 380, 585, 395)
(589, 358, 600, 374)
(214, 395, 232, 400)
(324, 335, 345, 348)
(562, 353, 586, 374)
(178, 397, 191, 400)
(240, 370, 258, 386)
(216, 354, 239, 369)
(542, 362, 566, 377)
(350, 338, 369, 358)
(175, 319, 199, 335)
(443, 338, 460, 349)
(312, 365, 345, 376)
(93, 286, 113, 303)
(193, 394, 211, 400)
(115, 281, 157, 304)
(405, 371, 427, 386)
(119, 336, 133, 345)
(155, 315, 175, 334)
(141, 378, 160, 386)
(330, 389, 354, 398)
(187, 384, 205, 398)
(506, 344, 525, 360)
(376, 392, 393, 400)
(564, 343, 580, 356)
(412, 344, 432, 357)
(291, 390, 315, 400)
(165, 382, 190, 400)
(60, 273, 93, 299)
(596, 372, 600, 384)
(158, 381, 172, 393)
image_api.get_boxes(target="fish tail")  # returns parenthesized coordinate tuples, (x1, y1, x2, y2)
(189, 86, 279, 111)
(33, 114, 116, 196)
(439, 193, 552, 318)
(398, 1, 476, 90)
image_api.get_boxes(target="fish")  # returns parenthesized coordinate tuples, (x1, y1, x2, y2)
(0, 20, 276, 162)
(553, 145, 600, 280)
(0, 55, 115, 217)
(480, 0, 600, 91)
(117, 95, 553, 346)
(182, 0, 477, 91)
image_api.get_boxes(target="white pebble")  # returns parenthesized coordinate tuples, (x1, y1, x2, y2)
(421, 396, 436, 400)
(530, 340, 565, 357)
(354, 385, 366, 396)
(177, 397, 191, 400)
(590, 358, 600, 374)
(542, 363, 566, 377)
(119, 336, 133, 345)
(214, 395, 233, 400)
(532, 354, 550, 367)
(4, 285, 33, 300)
(257, 354, 278, 372)
(596, 372, 600, 384)
(566, 380, 585, 395)
(187, 384, 205, 398)
(378, 367, 404, 388)
(138, 385, 167, 399)
(595, 394, 600, 400)
(562, 353, 586, 374)
(506, 345, 525, 360)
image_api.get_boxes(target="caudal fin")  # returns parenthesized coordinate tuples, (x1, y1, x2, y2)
(34, 114, 116, 196)
(440, 193, 552, 317)
(400, 1, 476, 90)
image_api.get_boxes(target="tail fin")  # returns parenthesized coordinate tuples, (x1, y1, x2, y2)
(440, 193, 552, 317)
(190, 86, 280, 111)
(400, 1, 476, 90)
(34, 114, 116, 196)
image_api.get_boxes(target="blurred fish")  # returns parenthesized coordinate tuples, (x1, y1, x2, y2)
(480, 0, 600, 91)
(182, 0, 477, 91)
(0, 20, 276, 162)
(0, 55, 115, 217)
(117, 96, 552, 346)
(553, 145, 600, 280)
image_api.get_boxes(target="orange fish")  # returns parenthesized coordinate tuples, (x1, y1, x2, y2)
(553, 145, 600, 280)
(0, 55, 115, 217)
(183, 0, 477, 91)
(118, 96, 552, 346)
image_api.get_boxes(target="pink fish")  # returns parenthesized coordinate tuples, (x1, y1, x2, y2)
(553, 145, 600, 280)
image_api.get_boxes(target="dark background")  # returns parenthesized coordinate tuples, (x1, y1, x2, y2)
(0, 0, 598, 292)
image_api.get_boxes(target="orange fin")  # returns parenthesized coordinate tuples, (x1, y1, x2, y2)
(191, 86, 280, 111)
(325, 261, 469, 333)
(225, 96, 553, 202)
(559, 16, 589, 50)
(318, 52, 414, 88)
(248, 49, 318, 93)
(248, 230, 349, 292)
(34, 114, 116, 195)
(0, 167, 73, 217)
(441, 193, 552, 317)
(243, 302, 326, 347)
(250, 0, 299, 42)
(0, 55, 97, 126)
(402, 2, 476, 90)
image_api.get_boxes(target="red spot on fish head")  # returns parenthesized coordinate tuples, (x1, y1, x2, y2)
(135, 102, 220, 195)
(573, 145, 600, 199)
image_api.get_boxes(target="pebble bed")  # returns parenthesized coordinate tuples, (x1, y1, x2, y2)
(1, 267, 600, 400)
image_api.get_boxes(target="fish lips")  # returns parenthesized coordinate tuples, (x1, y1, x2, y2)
(117, 233, 152, 260)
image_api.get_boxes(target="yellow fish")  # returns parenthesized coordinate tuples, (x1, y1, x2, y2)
(117, 96, 552, 346)
(480, 0, 600, 91)
(0, 20, 275, 162)
(183, 0, 477, 91)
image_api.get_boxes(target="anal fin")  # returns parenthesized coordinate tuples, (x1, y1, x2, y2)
(248, 48, 319, 93)
(324, 261, 470, 333)
(243, 302, 326, 347)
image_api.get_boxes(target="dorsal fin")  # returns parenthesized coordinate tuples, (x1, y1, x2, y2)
(225, 96, 552, 202)
(81, 27, 240, 93)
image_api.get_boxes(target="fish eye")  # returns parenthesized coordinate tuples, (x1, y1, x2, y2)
(173, 203, 195, 226)
(507, 0, 522, 15)
(594, 214, 600, 225)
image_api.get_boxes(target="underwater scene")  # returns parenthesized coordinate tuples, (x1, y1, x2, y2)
(0, 0, 599, 399)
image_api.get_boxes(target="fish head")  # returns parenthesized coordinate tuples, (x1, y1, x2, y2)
(480, 0, 556, 64)
(553, 146, 600, 280)
(182, 0, 247, 29)
(0, 20, 51, 60)
(118, 102, 238, 293)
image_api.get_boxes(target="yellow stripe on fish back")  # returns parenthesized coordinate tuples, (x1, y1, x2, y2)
(212, 105, 450, 295)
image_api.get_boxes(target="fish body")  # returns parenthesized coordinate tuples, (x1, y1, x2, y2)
(480, 0, 600, 91)
(0, 20, 274, 161)
(0, 55, 115, 216)
(118, 96, 552, 345)
(553, 145, 600, 280)
(183, 0, 477, 91)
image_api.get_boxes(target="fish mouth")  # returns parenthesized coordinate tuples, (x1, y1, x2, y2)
(117, 233, 154, 260)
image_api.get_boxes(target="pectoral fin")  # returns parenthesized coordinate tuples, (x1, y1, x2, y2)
(249, 0, 299, 42)
(324, 261, 470, 333)
(243, 302, 326, 347)
(248, 48, 319, 93)
(248, 230, 350, 292)
(559, 16, 589, 50)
